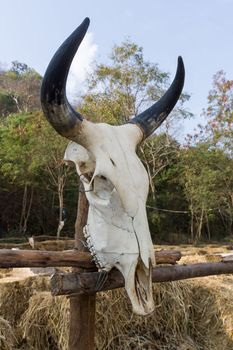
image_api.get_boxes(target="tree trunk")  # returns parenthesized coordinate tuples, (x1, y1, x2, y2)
(190, 204, 194, 242)
(56, 177, 64, 240)
(206, 211, 211, 241)
(197, 207, 204, 240)
(19, 186, 33, 235)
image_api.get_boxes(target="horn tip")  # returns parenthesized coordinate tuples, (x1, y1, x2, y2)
(178, 56, 184, 70)
(177, 56, 185, 80)
(177, 56, 184, 67)
(84, 17, 90, 25)
(82, 17, 90, 29)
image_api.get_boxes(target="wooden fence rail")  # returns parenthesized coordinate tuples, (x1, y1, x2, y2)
(0, 249, 181, 268)
(51, 260, 233, 296)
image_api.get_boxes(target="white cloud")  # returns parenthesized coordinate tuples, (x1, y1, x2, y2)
(67, 32, 98, 102)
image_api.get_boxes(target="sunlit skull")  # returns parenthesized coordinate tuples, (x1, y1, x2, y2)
(41, 18, 184, 315)
(64, 122, 155, 314)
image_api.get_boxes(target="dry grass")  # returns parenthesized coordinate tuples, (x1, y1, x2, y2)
(0, 316, 16, 350)
(0, 276, 49, 326)
(95, 282, 194, 350)
(19, 292, 69, 350)
(14, 276, 233, 350)
(188, 275, 233, 350)
(0, 275, 50, 348)
(17, 282, 194, 350)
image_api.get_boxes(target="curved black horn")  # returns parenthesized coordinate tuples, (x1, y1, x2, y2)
(129, 56, 185, 138)
(40, 17, 90, 138)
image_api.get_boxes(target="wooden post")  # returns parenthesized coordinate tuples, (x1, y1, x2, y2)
(69, 188, 96, 350)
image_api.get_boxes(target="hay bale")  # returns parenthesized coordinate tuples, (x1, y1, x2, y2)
(0, 271, 232, 349)
(19, 282, 196, 350)
(0, 275, 50, 348)
(0, 316, 16, 350)
(95, 282, 194, 350)
(19, 292, 69, 350)
(188, 275, 233, 350)
(0, 276, 49, 327)
(18, 277, 233, 350)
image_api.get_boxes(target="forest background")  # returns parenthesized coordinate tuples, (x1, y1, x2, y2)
(0, 40, 232, 244)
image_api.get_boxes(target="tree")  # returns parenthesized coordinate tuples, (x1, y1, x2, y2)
(80, 39, 191, 127)
(139, 133, 180, 198)
(0, 61, 42, 116)
(0, 111, 75, 236)
(0, 92, 17, 117)
(183, 70, 233, 241)
(142, 134, 189, 242)
(203, 70, 233, 154)
(0, 113, 42, 233)
(32, 118, 75, 238)
(187, 70, 233, 154)
(181, 144, 233, 241)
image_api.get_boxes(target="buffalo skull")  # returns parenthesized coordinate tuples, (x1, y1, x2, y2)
(41, 18, 184, 315)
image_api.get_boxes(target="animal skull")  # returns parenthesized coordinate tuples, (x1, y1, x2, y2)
(41, 18, 184, 315)
(63, 122, 155, 314)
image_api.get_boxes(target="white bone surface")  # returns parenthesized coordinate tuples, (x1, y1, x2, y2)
(64, 122, 155, 315)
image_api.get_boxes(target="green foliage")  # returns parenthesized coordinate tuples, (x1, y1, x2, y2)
(183, 71, 233, 241)
(0, 113, 39, 185)
(0, 111, 78, 235)
(0, 91, 17, 117)
(0, 43, 232, 243)
(80, 39, 191, 126)
(188, 71, 233, 154)
(0, 61, 42, 117)
(140, 134, 189, 241)
(181, 143, 233, 240)
(204, 71, 233, 154)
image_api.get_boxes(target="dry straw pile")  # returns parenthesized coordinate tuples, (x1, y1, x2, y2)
(0, 273, 232, 349)
(0, 316, 16, 350)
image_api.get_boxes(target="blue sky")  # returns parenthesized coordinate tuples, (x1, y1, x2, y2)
(0, 0, 233, 138)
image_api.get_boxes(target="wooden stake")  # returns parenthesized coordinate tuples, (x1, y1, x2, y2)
(68, 188, 96, 350)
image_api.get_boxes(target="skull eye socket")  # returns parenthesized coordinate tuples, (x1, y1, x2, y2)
(93, 175, 114, 200)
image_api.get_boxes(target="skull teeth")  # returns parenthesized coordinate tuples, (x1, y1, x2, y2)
(92, 256, 101, 268)
(83, 225, 105, 269)
(83, 227, 90, 239)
